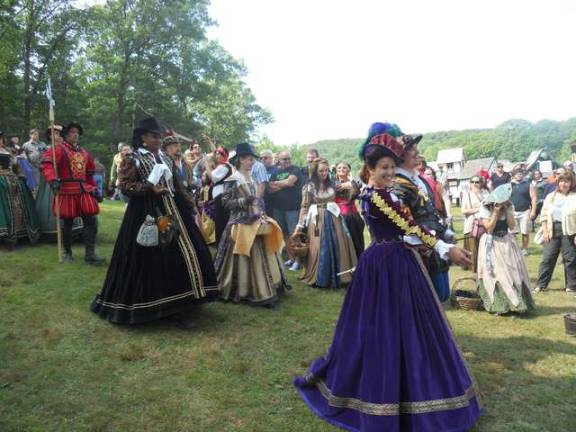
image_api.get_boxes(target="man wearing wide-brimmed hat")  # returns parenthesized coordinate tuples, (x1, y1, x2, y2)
(41, 122, 105, 264)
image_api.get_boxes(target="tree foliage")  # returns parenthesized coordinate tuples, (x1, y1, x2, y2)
(0, 0, 271, 166)
(293, 118, 576, 174)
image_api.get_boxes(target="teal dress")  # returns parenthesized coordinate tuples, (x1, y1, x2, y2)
(0, 152, 40, 245)
(35, 174, 83, 240)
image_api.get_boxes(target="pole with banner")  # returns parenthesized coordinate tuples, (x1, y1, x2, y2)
(46, 76, 62, 263)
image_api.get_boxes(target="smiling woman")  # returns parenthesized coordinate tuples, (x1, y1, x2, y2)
(292, 158, 357, 289)
(293, 128, 481, 432)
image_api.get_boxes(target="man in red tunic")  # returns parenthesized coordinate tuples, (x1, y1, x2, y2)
(41, 122, 105, 264)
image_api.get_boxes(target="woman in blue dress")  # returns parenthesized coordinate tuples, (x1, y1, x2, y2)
(294, 131, 481, 432)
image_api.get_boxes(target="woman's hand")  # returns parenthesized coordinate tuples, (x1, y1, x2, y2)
(291, 227, 303, 238)
(336, 181, 352, 192)
(449, 246, 473, 268)
(542, 227, 552, 243)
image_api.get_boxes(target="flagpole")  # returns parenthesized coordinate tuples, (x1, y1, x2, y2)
(47, 77, 62, 263)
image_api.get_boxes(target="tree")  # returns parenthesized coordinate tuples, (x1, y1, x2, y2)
(5, 0, 82, 132)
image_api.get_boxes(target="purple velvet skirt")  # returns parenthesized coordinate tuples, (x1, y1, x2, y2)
(294, 241, 481, 432)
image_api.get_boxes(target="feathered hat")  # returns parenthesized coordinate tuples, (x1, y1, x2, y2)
(359, 122, 423, 162)
(359, 122, 405, 162)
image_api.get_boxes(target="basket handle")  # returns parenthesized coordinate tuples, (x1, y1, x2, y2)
(451, 277, 480, 293)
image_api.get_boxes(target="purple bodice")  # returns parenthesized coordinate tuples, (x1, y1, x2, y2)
(361, 188, 405, 243)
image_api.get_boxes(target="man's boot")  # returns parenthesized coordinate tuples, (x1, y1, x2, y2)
(84, 220, 106, 266)
(62, 219, 74, 263)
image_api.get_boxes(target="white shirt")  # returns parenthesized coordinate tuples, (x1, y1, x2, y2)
(210, 164, 232, 198)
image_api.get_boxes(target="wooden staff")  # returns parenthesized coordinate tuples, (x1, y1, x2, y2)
(47, 77, 62, 262)
(50, 123, 62, 263)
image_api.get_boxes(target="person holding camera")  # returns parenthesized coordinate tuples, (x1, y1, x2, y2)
(477, 183, 534, 315)
(41, 122, 104, 264)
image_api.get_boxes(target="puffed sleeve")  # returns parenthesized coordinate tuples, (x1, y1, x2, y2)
(221, 181, 248, 211)
(350, 178, 362, 200)
(41, 145, 62, 183)
(368, 188, 439, 248)
(118, 155, 153, 197)
(297, 183, 314, 228)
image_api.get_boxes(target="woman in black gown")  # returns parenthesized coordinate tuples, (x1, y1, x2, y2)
(91, 118, 219, 326)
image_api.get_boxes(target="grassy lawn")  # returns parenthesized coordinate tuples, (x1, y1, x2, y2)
(1, 202, 575, 431)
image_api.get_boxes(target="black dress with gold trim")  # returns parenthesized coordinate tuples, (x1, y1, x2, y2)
(90, 149, 218, 324)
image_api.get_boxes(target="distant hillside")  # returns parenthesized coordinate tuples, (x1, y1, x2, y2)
(296, 118, 576, 172)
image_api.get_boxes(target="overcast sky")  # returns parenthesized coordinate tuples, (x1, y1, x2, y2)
(208, 0, 576, 145)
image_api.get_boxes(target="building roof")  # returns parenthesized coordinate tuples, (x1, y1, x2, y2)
(437, 148, 466, 164)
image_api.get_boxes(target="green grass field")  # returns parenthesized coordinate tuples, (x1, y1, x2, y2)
(1, 202, 575, 432)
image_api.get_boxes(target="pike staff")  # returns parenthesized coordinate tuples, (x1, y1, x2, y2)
(46, 76, 63, 263)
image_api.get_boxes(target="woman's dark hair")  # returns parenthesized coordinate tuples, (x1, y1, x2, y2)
(425, 166, 437, 180)
(359, 145, 398, 183)
(309, 158, 332, 190)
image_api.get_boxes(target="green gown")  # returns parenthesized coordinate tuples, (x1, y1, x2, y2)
(0, 153, 41, 245)
(35, 174, 83, 240)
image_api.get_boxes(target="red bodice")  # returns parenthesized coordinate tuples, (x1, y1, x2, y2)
(41, 141, 96, 194)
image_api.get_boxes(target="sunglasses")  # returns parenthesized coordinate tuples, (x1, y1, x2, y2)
(470, 181, 481, 184)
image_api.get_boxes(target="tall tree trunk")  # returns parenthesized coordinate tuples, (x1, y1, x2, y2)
(22, 0, 35, 131)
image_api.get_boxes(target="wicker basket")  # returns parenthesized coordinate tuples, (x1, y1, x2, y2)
(564, 313, 576, 336)
(450, 277, 484, 311)
(288, 234, 308, 258)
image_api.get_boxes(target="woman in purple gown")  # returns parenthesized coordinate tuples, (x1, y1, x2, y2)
(294, 130, 481, 432)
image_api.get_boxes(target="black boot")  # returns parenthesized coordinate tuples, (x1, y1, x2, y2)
(83, 219, 106, 266)
(62, 219, 74, 263)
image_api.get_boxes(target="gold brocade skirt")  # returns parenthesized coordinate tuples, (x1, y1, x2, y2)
(217, 232, 288, 306)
